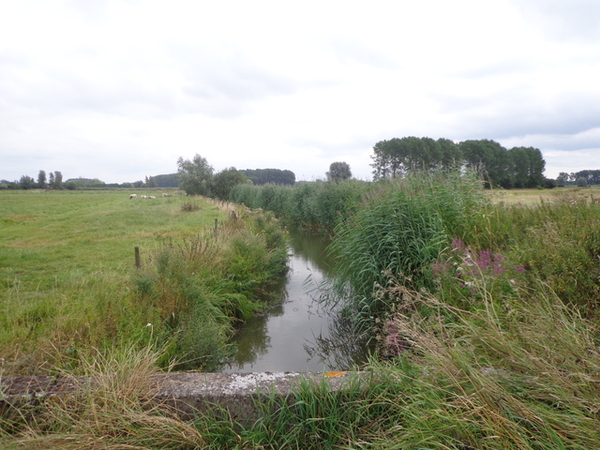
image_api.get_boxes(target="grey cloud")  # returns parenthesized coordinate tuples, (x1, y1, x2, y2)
(433, 84, 600, 142)
(288, 135, 376, 157)
(174, 45, 298, 118)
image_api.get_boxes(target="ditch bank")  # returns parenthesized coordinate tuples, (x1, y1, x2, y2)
(1, 371, 368, 425)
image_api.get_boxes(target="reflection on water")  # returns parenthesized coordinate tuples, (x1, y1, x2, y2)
(222, 230, 371, 373)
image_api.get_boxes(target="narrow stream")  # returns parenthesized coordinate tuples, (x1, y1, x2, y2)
(222, 230, 370, 373)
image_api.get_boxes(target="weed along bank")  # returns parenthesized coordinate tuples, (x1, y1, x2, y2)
(0, 191, 290, 376)
(3, 180, 600, 449)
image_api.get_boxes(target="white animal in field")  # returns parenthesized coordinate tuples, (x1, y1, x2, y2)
(162, 193, 170, 197)
(140, 195, 148, 199)
(148, 196, 156, 199)
(129, 194, 137, 199)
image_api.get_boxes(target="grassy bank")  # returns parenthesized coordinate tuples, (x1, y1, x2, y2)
(0, 189, 288, 375)
(3, 182, 600, 449)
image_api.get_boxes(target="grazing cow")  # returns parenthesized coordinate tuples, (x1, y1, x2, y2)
(129, 194, 137, 199)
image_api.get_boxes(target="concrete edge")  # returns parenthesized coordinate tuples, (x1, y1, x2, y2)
(1, 371, 370, 424)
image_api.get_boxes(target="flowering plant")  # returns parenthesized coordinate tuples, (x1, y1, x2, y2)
(431, 238, 525, 304)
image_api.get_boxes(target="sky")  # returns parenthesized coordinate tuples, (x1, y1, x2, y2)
(1, 0, 599, 184)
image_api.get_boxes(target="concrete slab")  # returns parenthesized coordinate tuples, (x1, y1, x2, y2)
(1, 371, 367, 425)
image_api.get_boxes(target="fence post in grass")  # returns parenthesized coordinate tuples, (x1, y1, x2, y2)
(135, 246, 141, 268)
(214, 218, 218, 237)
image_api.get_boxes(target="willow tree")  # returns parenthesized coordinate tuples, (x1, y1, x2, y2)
(177, 154, 214, 196)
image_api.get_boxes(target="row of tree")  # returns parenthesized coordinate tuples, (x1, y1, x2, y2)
(176, 155, 300, 199)
(2, 170, 65, 190)
(240, 169, 296, 185)
(371, 137, 547, 188)
(557, 170, 600, 187)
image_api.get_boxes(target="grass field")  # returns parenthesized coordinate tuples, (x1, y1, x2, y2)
(0, 190, 284, 375)
(0, 189, 223, 291)
(487, 185, 600, 205)
(2, 185, 600, 449)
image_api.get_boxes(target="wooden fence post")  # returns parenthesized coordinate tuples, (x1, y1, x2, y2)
(135, 246, 141, 268)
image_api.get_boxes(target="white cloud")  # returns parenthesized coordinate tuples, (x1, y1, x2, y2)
(1, 0, 599, 184)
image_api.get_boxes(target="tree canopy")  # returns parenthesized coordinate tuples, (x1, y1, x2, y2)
(371, 136, 547, 189)
(326, 162, 352, 181)
(210, 167, 248, 200)
(177, 154, 214, 196)
(240, 168, 295, 185)
(371, 137, 462, 179)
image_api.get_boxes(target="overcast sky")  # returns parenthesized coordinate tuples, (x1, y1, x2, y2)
(1, 0, 599, 183)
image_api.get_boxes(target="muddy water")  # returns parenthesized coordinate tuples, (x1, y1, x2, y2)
(222, 230, 370, 373)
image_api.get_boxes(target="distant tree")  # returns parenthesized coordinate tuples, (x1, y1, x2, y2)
(145, 176, 157, 188)
(460, 139, 511, 188)
(37, 170, 47, 189)
(153, 173, 180, 188)
(240, 168, 295, 185)
(326, 162, 352, 181)
(210, 167, 248, 200)
(50, 171, 63, 189)
(371, 136, 461, 179)
(573, 170, 600, 185)
(437, 138, 463, 168)
(576, 177, 588, 187)
(177, 154, 214, 196)
(19, 175, 36, 189)
(133, 180, 144, 188)
(556, 172, 569, 187)
(508, 146, 545, 188)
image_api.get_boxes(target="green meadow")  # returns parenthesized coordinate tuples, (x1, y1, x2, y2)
(3, 179, 600, 449)
(0, 189, 287, 375)
(1, 190, 217, 290)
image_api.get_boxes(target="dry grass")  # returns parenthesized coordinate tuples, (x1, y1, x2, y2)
(487, 186, 600, 206)
(2, 346, 205, 450)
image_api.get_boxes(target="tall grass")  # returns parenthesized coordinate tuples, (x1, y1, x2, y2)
(230, 179, 367, 232)
(0, 190, 288, 375)
(132, 209, 289, 371)
(329, 171, 488, 322)
(481, 195, 600, 314)
(368, 278, 600, 449)
(1, 345, 206, 449)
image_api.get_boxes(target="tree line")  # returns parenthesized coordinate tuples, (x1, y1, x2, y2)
(557, 170, 600, 187)
(371, 137, 549, 189)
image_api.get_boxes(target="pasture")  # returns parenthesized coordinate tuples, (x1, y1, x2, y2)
(0, 190, 229, 374)
(3, 182, 600, 449)
(487, 185, 600, 205)
(1, 189, 223, 293)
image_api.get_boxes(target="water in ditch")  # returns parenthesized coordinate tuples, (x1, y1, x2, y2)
(222, 229, 371, 373)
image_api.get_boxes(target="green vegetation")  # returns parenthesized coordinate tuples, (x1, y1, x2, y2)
(240, 168, 296, 186)
(230, 179, 366, 232)
(3, 177, 600, 449)
(0, 190, 288, 375)
(371, 136, 548, 188)
(326, 161, 352, 182)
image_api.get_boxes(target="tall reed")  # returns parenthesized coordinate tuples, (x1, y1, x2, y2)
(329, 171, 488, 322)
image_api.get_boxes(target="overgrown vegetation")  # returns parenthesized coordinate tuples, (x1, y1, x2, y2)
(3, 179, 600, 449)
(0, 190, 288, 375)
